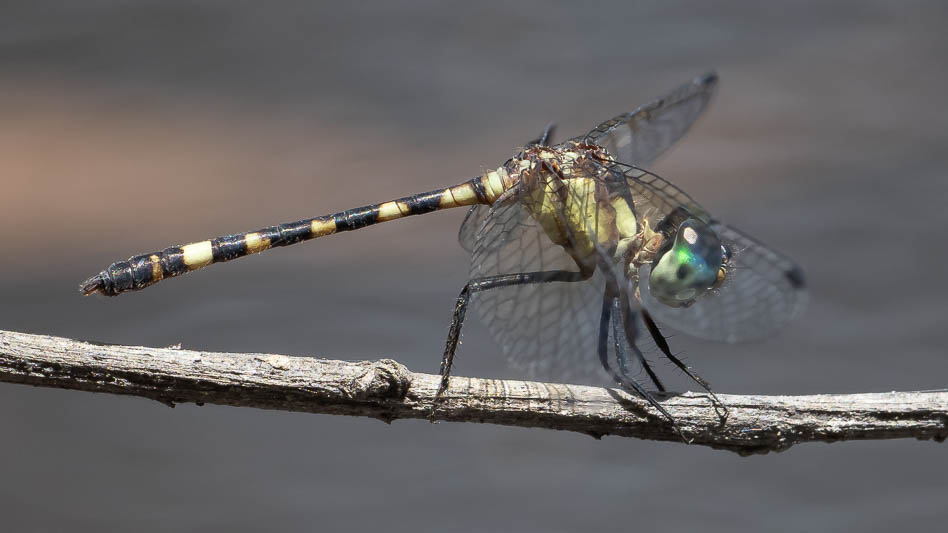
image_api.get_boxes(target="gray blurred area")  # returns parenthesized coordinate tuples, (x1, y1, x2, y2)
(2, 1, 947, 531)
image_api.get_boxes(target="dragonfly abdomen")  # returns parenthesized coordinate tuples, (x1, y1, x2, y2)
(80, 173, 510, 296)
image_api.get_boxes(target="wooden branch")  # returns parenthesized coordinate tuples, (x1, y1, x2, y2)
(1, 329, 945, 455)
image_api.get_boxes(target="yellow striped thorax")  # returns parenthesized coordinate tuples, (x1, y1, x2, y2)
(507, 142, 639, 270)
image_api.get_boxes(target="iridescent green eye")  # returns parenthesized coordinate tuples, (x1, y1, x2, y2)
(648, 218, 724, 307)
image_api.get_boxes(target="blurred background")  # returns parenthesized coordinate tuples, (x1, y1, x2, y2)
(1, 1, 947, 531)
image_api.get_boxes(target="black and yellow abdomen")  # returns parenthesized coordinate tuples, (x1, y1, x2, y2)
(80, 170, 516, 296)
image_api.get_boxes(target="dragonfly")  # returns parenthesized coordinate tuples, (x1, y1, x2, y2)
(81, 72, 806, 434)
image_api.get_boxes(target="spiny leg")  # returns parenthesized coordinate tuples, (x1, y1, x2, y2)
(598, 292, 685, 439)
(613, 297, 667, 393)
(641, 309, 729, 422)
(435, 268, 592, 407)
(610, 306, 634, 378)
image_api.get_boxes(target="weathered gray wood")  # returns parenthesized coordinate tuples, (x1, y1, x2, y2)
(1, 329, 945, 455)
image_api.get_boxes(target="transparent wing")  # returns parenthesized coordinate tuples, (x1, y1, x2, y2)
(615, 162, 712, 225)
(568, 72, 718, 167)
(465, 193, 609, 385)
(458, 205, 487, 254)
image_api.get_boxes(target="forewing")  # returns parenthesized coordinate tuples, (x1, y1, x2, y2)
(569, 72, 718, 167)
(615, 162, 712, 225)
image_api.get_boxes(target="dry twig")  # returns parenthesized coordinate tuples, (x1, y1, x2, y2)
(1, 329, 945, 455)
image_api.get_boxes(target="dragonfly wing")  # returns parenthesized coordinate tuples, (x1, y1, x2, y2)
(466, 190, 609, 385)
(616, 162, 712, 224)
(458, 205, 488, 254)
(570, 72, 718, 167)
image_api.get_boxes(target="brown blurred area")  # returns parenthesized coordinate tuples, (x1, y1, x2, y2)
(0, 80, 449, 267)
(1, 2, 947, 532)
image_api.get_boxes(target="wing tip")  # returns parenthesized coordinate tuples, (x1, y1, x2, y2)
(697, 70, 719, 89)
(785, 265, 806, 290)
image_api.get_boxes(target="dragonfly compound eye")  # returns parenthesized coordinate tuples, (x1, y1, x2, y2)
(648, 218, 724, 307)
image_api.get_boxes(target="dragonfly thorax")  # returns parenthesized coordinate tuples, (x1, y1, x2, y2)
(507, 142, 645, 272)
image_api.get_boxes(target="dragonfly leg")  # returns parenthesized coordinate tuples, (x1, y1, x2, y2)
(433, 268, 592, 413)
(526, 122, 557, 147)
(641, 309, 729, 422)
(599, 294, 687, 442)
(613, 298, 666, 393)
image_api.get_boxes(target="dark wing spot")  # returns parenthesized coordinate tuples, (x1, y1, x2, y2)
(785, 266, 806, 289)
(698, 71, 719, 87)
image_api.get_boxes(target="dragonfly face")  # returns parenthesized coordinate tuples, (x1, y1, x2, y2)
(647, 218, 726, 307)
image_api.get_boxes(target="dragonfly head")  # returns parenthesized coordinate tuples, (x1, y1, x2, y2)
(648, 218, 726, 307)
